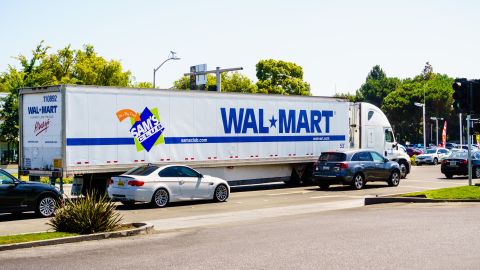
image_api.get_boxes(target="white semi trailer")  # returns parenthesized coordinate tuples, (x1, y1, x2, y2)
(19, 85, 410, 194)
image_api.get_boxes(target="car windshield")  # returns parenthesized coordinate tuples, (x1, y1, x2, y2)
(318, 153, 346, 162)
(449, 152, 468, 159)
(124, 165, 159, 176)
(425, 149, 436, 154)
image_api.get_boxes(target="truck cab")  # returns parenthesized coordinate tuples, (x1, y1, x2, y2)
(349, 103, 411, 178)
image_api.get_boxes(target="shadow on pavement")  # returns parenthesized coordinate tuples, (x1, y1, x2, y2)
(0, 212, 42, 222)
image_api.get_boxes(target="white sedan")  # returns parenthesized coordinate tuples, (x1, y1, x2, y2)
(107, 164, 230, 207)
(415, 148, 450, 165)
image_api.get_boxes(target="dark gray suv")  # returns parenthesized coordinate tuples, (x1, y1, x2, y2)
(313, 150, 401, 190)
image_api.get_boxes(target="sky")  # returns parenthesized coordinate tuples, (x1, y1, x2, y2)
(1, 0, 479, 97)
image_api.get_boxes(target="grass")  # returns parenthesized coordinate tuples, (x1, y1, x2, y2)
(402, 185, 480, 199)
(0, 232, 78, 245)
(0, 225, 135, 245)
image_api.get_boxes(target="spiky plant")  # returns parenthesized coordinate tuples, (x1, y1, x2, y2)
(48, 191, 122, 234)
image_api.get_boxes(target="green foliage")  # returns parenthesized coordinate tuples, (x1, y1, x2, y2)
(48, 192, 122, 234)
(333, 92, 359, 102)
(173, 72, 257, 93)
(256, 59, 310, 95)
(401, 185, 480, 199)
(410, 155, 417, 166)
(0, 41, 134, 155)
(131, 81, 153, 89)
(356, 65, 400, 108)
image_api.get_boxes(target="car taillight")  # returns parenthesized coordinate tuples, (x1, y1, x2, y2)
(127, 180, 144, 187)
(461, 160, 468, 165)
(441, 160, 447, 165)
(337, 162, 348, 169)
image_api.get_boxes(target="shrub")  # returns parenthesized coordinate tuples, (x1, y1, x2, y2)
(410, 155, 417, 166)
(48, 192, 122, 234)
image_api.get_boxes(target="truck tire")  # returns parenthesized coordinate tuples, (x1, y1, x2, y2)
(398, 160, 408, 179)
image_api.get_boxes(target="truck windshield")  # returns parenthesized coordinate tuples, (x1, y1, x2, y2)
(125, 165, 159, 176)
(318, 153, 346, 162)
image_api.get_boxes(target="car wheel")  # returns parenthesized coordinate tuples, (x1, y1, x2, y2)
(318, 183, 330, 190)
(433, 158, 438, 165)
(474, 167, 480, 179)
(398, 161, 408, 179)
(151, 188, 169, 208)
(388, 170, 401, 187)
(213, 184, 229, 202)
(444, 174, 453, 179)
(35, 195, 57, 217)
(351, 174, 365, 190)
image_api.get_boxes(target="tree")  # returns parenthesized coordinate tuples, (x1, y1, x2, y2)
(333, 92, 359, 102)
(382, 70, 454, 144)
(255, 59, 310, 95)
(173, 72, 257, 93)
(0, 41, 136, 162)
(356, 65, 400, 108)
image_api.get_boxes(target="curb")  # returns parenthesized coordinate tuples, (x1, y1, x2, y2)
(0, 222, 154, 252)
(365, 197, 480, 205)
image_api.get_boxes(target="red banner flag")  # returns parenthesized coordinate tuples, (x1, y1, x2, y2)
(441, 121, 447, 147)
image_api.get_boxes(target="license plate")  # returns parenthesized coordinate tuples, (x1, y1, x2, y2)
(322, 166, 330, 170)
(118, 181, 124, 187)
(450, 161, 456, 166)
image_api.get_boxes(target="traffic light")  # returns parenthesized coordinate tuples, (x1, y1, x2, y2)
(452, 78, 469, 114)
(471, 80, 480, 114)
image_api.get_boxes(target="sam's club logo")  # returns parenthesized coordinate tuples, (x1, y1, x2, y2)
(116, 107, 165, 152)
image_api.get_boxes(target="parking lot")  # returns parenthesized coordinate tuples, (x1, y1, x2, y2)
(0, 164, 473, 236)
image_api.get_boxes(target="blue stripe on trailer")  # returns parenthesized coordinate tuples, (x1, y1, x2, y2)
(66, 135, 346, 146)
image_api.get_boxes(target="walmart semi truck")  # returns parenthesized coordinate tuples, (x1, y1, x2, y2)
(19, 85, 410, 194)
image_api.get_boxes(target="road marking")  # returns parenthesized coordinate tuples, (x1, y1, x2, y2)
(266, 190, 314, 196)
(147, 199, 364, 231)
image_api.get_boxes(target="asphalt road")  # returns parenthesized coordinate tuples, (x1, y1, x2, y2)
(1, 202, 480, 270)
(0, 165, 473, 236)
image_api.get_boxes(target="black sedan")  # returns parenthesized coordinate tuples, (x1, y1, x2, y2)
(0, 169, 62, 217)
(441, 151, 480, 179)
(313, 150, 401, 190)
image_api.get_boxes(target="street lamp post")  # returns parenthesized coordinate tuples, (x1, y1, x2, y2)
(153, 51, 180, 88)
(430, 117, 444, 146)
(415, 102, 426, 151)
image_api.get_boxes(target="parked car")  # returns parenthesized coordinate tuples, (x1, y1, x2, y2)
(445, 143, 458, 150)
(312, 150, 401, 190)
(415, 148, 450, 165)
(440, 148, 467, 161)
(456, 144, 479, 151)
(441, 151, 480, 179)
(107, 164, 230, 207)
(0, 169, 62, 217)
(406, 147, 423, 157)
